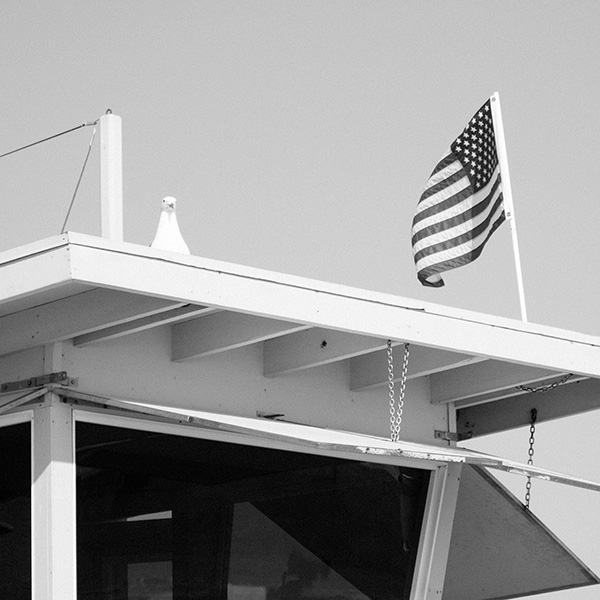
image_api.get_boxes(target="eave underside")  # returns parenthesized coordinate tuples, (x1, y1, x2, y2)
(1, 234, 599, 437)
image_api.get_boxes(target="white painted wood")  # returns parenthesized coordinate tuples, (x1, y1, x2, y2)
(450, 373, 587, 410)
(172, 311, 309, 361)
(350, 346, 485, 391)
(62, 388, 600, 491)
(32, 394, 76, 600)
(264, 328, 385, 377)
(0, 282, 94, 320)
(457, 377, 600, 437)
(99, 113, 123, 242)
(72, 403, 440, 472)
(0, 243, 73, 308)
(0, 234, 70, 267)
(61, 240, 600, 380)
(0, 388, 48, 413)
(0, 409, 32, 427)
(0, 288, 184, 356)
(0, 347, 45, 390)
(44, 342, 63, 374)
(65, 328, 445, 445)
(430, 360, 565, 404)
(410, 463, 462, 600)
(446, 401, 458, 442)
(74, 304, 214, 346)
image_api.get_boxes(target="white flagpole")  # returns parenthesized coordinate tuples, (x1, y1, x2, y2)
(490, 92, 528, 322)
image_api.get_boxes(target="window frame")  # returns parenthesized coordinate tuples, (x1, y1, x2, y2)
(72, 403, 457, 600)
(0, 411, 33, 600)
(0, 396, 460, 600)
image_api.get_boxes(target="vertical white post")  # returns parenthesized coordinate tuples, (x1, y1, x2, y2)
(490, 92, 528, 322)
(32, 394, 77, 600)
(100, 111, 124, 242)
(410, 463, 462, 600)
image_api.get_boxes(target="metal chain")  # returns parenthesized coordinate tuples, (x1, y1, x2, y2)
(518, 374, 572, 508)
(388, 340, 410, 442)
(525, 408, 537, 509)
(517, 373, 573, 394)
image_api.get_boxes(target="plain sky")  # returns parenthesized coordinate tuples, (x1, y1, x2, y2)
(1, 2, 599, 598)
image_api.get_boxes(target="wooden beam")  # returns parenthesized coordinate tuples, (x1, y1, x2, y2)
(74, 304, 214, 346)
(0, 288, 184, 357)
(349, 346, 484, 391)
(171, 312, 309, 362)
(457, 377, 600, 438)
(263, 328, 385, 377)
(430, 360, 565, 405)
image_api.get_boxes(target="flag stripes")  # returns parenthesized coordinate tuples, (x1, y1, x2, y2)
(412, 99, 506, 287)
(412, 167, 502, 254)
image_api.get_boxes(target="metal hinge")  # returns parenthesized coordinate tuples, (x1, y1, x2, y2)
(435, 430, 472, 443)
(0, 371, 76, 394)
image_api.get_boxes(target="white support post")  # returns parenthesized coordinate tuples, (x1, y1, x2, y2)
(32, 393, 77, 600)
(100, 112, 124, 242)
(490, 92, 528, 322)
(410, 463, 462, 600)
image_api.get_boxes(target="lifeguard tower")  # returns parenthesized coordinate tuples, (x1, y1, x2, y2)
(1, 114, 599, 600)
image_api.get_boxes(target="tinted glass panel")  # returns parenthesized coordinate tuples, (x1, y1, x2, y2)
(77, 423, 429, 600)
(0, 422, 31, 600)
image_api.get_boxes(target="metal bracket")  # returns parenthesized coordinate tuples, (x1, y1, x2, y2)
(435, 430, 472, 443)
(0, 371, 75, 394)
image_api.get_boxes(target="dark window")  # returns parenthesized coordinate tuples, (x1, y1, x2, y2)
(77, 422, 429, 600)
(0, 422, 31, 600)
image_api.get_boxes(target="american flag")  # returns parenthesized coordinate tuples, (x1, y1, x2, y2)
(412, 98, 506, 287)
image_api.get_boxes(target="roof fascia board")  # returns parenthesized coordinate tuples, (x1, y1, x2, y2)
(0, 234, 70, 267)
(62, 234, 600, 342)
(3, 234, 600, 379)
(8, 232, 597, 343)
(0, 237, 73, 307)
(62, 237, 600, 379)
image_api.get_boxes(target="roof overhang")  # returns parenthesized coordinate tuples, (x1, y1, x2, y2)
(3, 232, 600, 372)
(2, 232, 600, 435)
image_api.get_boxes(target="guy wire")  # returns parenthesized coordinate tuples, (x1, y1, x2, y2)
(60, 124, 98, 234)
(0, 121, 97, 160)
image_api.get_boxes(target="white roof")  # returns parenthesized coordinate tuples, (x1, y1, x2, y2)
(2, 232, 600, 436)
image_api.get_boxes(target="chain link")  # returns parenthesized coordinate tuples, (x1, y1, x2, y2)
(525, 408, 537, 509)
(388, 341, 410, 442)
(518, 372, 571, 509)
(517, 373, 573, 394)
